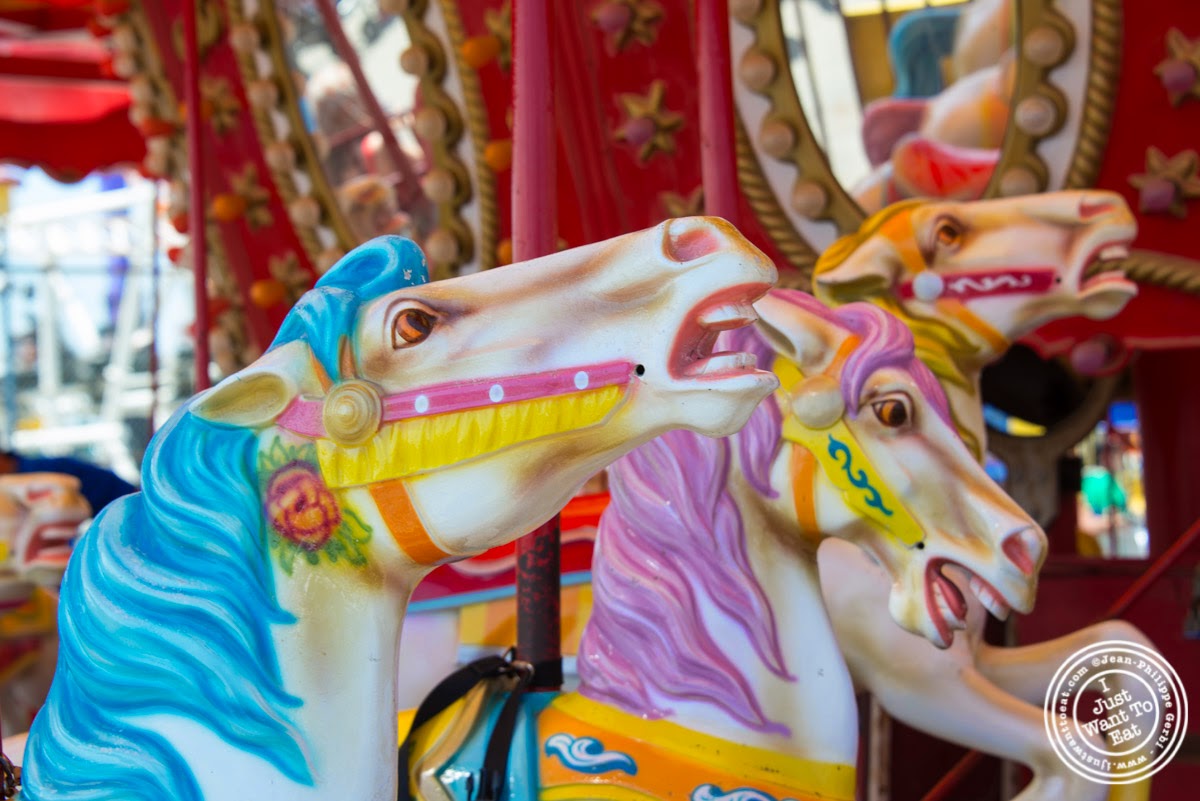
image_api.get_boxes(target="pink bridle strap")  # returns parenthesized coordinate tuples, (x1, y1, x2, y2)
(276, 360, 636, 440)
(897, 267, 1056, 301)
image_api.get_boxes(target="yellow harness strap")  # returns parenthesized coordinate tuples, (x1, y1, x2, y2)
(772, 342, 926, 549)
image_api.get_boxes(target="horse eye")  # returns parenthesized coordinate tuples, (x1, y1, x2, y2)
(393, 308, 434, 347)
(872, 398, 909, 428)
(935, 219, 962, 248)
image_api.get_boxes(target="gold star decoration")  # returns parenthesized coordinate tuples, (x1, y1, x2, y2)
(615, 80, 683, 163)
(268, 253, 314, 305)
(1156, 28, 1200, 106)
(660, 186, 704, 217)
(484, 1, 512, 72)
(201, 77, 241, 136)
(1128, 147, 1200, 218)
(229, 165, 274, 229)
(591, 0, 664, 54)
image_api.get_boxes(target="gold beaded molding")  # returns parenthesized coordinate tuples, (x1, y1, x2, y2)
(734, 116, 818, 283)
(729, 0, 866, 262)
(985, 0, 1077, 197)
(1063, 0, 1121, 189)
(229, 0, 356, 269)
(395, 0, 496, 276)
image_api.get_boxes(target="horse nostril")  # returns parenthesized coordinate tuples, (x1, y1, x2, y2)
(1001, 528, 1045, 576)
(1079, 198, 1119, 220)
(665, 218, 722, 263)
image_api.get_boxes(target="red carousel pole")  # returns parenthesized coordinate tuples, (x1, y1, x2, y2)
(512, 0, 561, 690)
(697, 0, 738, 222)
(183, 0, 210, 391)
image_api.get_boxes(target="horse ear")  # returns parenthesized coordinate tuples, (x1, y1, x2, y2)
(753, 291, 850, 377)
(192, 342, 309, 428)
(812, 234, 905, 304)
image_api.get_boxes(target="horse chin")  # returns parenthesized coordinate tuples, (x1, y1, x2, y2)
(1077, 279, 1139, 320)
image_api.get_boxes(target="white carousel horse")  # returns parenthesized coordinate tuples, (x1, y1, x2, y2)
(401, 291, 1050, 799)
(814, 191, 1154, 800)
(17, 220, 780, 801)
(0, 474, 92, 735)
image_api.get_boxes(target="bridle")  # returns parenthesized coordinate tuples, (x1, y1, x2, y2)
(772, 341, 927, 551)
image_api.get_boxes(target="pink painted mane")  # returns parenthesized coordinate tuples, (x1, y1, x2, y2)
(577, 293, 950, 732)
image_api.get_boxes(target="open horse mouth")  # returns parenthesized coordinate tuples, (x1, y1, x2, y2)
(669, 284, 773, 383)
(23, 520, 80, 572)
(1078, 237, 1136, 298)
(924, 538, 1038, 647)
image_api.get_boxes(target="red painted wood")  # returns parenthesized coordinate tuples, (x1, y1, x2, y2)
(511, 0, 562, 689)
(182, 0, 209, 391)
(697, 0, 737, 222)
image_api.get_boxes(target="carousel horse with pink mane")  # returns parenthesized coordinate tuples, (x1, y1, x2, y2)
(14, 220, 780, 801)
(399, 290, 1049, 800)
(813, 191, 1155, 800)
(0, 474, 92, 734)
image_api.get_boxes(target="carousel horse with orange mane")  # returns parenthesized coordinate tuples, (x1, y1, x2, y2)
(14, 220, 780, 801)
(814, 190, 1155, 800)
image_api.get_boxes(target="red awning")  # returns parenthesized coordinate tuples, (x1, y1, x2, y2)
(0, 3, 144, 180)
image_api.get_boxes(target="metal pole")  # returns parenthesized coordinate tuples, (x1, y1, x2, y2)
(697, 0, 738, 221)
(313, 0, 427, 212)
(183, 0, 210, 392)
(511, 0, 561, 691)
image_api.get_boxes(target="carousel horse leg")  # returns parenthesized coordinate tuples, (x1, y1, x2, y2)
(976, 621, 1157, 801)
(860, 656, 1108, 801)
(975, 619, 1156, 706)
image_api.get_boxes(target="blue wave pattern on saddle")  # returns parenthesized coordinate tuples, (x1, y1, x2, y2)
(544, 733, 638, 776)
(691, 785, 798, 801)
(827, 434, 893, 515)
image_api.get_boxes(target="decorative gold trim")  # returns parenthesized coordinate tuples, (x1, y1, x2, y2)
(228, 0, 357, 257)
(437, 0, 498, 272)
(734, 116, 817, 283)
(730, 1, 865, 247)
(985, 0, 1076, 197)
(1063, 0, 1121, 188)
(397, 0, 498, 276)
(1102, 250, 1200, 295)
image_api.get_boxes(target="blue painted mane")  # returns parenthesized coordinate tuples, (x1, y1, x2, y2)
(22, 237, 429, 800)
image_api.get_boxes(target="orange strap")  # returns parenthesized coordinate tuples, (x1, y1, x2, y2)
(789, 445, 821, 544)
(368, 479, 453, 565)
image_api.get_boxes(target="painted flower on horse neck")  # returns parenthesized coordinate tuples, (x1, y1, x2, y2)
(260, 438, 372, 574)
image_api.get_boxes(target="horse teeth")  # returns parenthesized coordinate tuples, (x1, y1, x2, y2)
(1099, 244, 1129, 261)
(934, 582, 967, 630)
(970, 577, 1011, 621)
(683, 351, 757, 376)
(698, 303, 757, 330)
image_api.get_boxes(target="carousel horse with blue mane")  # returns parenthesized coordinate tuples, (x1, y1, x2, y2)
(399, 291, 1048, 800)
(15, 218, 781, 801)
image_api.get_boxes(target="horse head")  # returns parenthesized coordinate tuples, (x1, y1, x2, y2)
(813, 192, 1138, 364)
(755, 291, 1046, 648)
(192, 221, 778, 572)
(0, 473, 91, 585)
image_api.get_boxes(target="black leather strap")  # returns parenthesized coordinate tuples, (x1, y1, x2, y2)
(397, 651, 533, 801)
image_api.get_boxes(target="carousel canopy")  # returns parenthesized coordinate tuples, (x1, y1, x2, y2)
(0, 0, 142, 182)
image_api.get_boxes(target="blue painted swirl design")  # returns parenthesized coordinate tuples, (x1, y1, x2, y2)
(544, 733, 638, 776)
(691, 785, 798, 801)
(827, 434, 893, 516)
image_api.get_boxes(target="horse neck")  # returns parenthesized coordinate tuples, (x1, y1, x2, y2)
(580, 439, 859, 769)
(269, 557, 411, 800)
